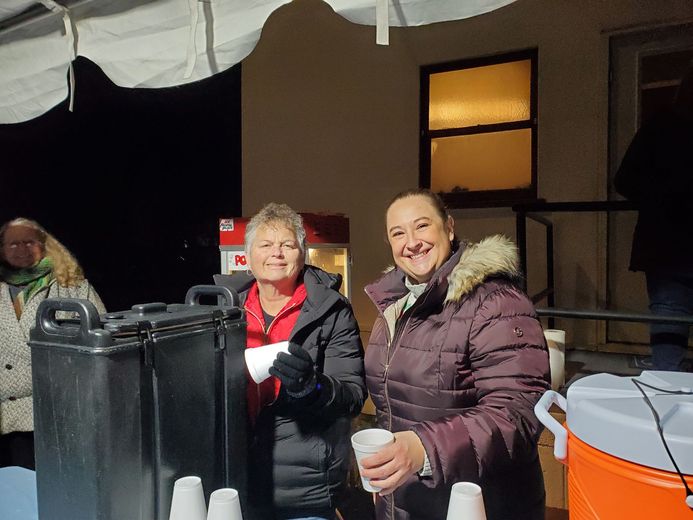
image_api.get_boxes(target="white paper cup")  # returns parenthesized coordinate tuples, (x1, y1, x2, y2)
(446, 482, 487, 520)
(244, 341, 290, 384)
(207, 488, 243, 520)
(351, 428, 394, 492)
(169, 476, 207, 520)
(544, 329, 566, 391)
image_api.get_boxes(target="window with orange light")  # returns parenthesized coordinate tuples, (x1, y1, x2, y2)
(420, 49, 538, 207)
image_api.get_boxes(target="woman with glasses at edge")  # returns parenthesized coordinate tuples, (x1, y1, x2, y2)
(0, 218, 105, 469)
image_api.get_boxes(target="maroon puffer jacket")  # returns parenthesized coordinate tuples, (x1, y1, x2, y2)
(364, 235, 550, 520)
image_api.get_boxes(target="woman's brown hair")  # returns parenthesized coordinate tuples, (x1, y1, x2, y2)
(384, 188, 459, 247)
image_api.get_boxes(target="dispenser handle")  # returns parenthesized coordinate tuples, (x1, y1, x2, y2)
(185, 285, 238, 307)
(34, 298, 110, 347)
(534, 390, 568, 463)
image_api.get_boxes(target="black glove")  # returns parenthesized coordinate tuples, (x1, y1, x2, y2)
(269, 342, 317, 398)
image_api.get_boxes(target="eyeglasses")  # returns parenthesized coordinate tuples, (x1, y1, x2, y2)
(4, 240, 41, 249)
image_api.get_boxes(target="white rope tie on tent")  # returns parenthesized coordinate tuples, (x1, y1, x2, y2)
(376, 0, 389, 45)
(184, 0, 200, 79)
(38, 0, 76, 111)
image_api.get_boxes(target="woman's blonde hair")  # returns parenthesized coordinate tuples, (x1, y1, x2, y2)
(0, 217, 85, 287)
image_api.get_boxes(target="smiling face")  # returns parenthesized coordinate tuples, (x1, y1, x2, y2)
(1, 224, 45, 269)
(248, 222, 304, 289)
(386, 195, 455, 284)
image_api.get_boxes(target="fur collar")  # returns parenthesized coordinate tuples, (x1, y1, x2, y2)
(445, 234, 521, 303)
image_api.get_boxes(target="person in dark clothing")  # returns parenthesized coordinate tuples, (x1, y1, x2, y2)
(360, 189, 550, 520)
(614, 63, 693, 371)
(215, 202, 366, 520)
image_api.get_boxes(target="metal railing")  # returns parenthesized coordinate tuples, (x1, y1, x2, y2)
(536, 307, 693, 327)
(512, 200, 637, 329)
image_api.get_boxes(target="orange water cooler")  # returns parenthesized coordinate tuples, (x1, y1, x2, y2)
(535, 371, 693, 519)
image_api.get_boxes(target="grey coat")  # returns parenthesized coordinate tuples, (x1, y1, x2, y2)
(0, 278, 105, 434)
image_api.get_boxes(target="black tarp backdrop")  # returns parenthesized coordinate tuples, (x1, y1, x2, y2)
(0, 56, 242, 311)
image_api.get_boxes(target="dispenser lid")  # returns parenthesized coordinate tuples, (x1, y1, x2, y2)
(102, 302, 241, 336)
(566, 371, 693, 474)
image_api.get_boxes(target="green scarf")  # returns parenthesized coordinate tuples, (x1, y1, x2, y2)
(1, 257, 54, 317)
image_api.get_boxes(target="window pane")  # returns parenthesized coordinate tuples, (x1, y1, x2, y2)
(429, 60, 531, 130)
(307, 247, 349, 298)
(430, 129, 531, 192)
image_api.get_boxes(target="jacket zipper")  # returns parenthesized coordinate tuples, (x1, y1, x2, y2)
(374, 305, 411, 520)
(245, 302, 297, 342)
(245, 303, 297, 406)
(377, 290, 434, 520)
(382, 289, 432, 428)
(264, 302, 297, 338)
(374, 306, 394, 429)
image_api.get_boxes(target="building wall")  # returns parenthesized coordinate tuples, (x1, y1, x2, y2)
(241, 0, 693, 347)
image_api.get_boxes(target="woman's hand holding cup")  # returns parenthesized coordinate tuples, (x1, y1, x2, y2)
(358, 430, 426, 495)
(269, 342, 317, 398)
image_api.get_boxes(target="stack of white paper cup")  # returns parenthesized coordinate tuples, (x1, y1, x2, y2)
(244, 341, 290, 383)
(350, 428, 394, 492)
(207, 488, 243, 520)
(446, 482, 487, 520)
(543, 329, 566, 391)
(169, 476, 207, 520)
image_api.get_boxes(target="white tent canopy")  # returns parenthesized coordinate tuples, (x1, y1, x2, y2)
(0, 0, 516, 124)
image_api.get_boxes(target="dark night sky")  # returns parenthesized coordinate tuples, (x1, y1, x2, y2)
(0, 57, 242, 311)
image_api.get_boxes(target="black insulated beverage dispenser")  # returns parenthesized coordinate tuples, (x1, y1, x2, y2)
(28, 285, 247, 520)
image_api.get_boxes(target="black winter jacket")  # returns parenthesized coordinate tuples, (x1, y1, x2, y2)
(217, 266, 366, 519)
(614, 110, 693, 273)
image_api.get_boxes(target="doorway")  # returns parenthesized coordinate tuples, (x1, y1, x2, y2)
(607, 22, 693, 348)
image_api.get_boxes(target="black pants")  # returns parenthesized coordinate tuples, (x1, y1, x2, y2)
(0, 431, 35, 470)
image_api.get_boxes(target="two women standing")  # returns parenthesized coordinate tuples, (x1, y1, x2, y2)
(237, 192, 549, 520)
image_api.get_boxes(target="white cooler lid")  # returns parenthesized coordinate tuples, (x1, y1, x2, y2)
(566, 371, 693, 474)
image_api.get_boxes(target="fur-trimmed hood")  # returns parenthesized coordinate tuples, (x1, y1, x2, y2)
(366, 234, 522, 312)
(445, 234, 522, 302)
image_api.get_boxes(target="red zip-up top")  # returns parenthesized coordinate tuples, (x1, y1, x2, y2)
(243, 280, 307, 421)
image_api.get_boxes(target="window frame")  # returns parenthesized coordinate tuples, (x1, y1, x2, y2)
(420, 48, 539, 208)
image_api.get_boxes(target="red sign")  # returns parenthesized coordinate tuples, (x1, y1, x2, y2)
(219, 213, 349, 246)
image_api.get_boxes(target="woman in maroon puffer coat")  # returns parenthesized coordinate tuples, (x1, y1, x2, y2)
(361, 189, 550, 520)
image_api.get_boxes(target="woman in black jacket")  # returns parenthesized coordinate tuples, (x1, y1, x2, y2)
(216, 203, 366, 520)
